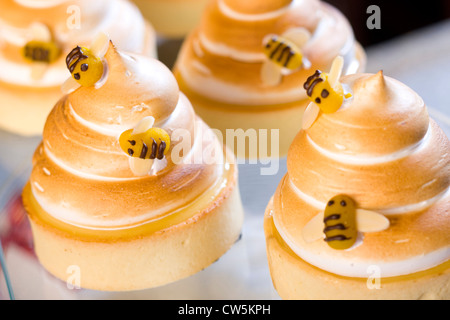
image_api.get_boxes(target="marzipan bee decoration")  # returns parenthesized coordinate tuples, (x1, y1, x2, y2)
(119, 116, 171, 176)
(302, 194, 390, 250)
(23, 40, 60, 63)
(61, 32, 110, 94)
(22, 22, 61, 80)
(261, 28, 311, 86)
(302, 56, 353, 130)
(66, 46, 104, 87)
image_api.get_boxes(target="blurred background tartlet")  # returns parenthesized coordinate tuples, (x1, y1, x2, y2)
(173, 0, 366, 158)
(0, 0, 156, 136)
(131, 0, 210, 39)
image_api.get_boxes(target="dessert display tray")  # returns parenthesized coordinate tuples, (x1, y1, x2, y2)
(1, 19, 450, 300)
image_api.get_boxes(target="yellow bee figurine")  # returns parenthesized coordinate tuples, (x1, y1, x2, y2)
(303, 70, 345, 114)
(302, 56, 353, 130)
(263, 36, 304, 71)
(323, 195, 358, 250)
(302, 194, 390, 250)
(61, 32, 110, 94)
(119, 127, 171, 161)
(66, 46, 104, 87)
(21, 22, 62, 80)
(119, 116, 171, 176)
(23, 40, 61, 63)
(261, 28, 311, 86)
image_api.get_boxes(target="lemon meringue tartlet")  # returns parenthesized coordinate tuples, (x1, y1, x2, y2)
(131, 0, 210, 38)
(264, 71, 450, 299)
(173, 0, 366, 158)
(0, 0, 156, 136)
(22, 41, 244, 291)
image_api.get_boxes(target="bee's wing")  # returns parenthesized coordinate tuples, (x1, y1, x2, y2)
(283, 27, 311, 49)
(356, 209, 390, 233)
(302, 102, 321, 130)
(129, 157, 154, 177)
(150, 157, 168, 175)
(90, 32, 110, 58)
(328, 56, 344, 88)
(61, 76, 81, 94)
(132, 116, 155, 134)
(261, 60, 282, 86)
(302, 211, 325, 243)
(30, 62, 48, 80)
(345, 59, 360, 76)
(30, 22, 51, 42)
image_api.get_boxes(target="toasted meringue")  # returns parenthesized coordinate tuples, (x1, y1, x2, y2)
(22, 42, 244, 291)
(264, 72, 450, 299)
(173, 0, 366, 158)
(0, 0, 157, 136)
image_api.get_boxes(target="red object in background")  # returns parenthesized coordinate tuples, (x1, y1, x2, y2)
(1, 193, 35, 257)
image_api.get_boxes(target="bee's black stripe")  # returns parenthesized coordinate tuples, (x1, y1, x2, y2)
(270, 41, 285, 59)
(140, 142, 148, 159)
(323, 214, 341, 223)
(283, 49, 295, 67)
(157, 140, 166, 160)
(324, 235, 352, 242)
(278, 46, 289, 62)
(278, 46, 295, 66)
(68, 54, 87, 73)
(150, 138, 158, 160)
(25, 46, 50, 62)
(66, 46, 79, 64)
(66, 46, 88, 73)
(306, 78, 324, 97)
(66, 47, 80, 65)
(323, 224, 347, 232)
(303, 70, 322, 90)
